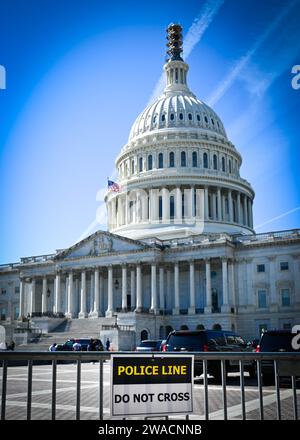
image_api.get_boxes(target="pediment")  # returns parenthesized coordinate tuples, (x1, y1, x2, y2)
(54, 230, 151, 260)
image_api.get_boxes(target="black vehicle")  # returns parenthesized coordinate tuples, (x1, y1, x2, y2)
(256, 329, 300, 385)
(56, 338, 104, 351)
(135, 340, 163, 352)
(164, 329, 255, 380)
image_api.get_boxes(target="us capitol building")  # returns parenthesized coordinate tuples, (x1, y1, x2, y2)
(1, 25, 300, 348)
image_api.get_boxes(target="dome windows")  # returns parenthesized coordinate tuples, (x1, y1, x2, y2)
(222, 157, 226, 172)
(211, 118, 214, 125)
(188, 113, 193, 121)
(169, 152, 175, 167)
(204, 116, 208, 124)
(139, 157, 143, 172)
(203, 152, 208, 169)
(213, 154, 218, 170)
(161, 114, 166, 122)
(131, 160, 135, 174)
(148, 155, 153, 171)
(181, 151, 186, 167)
(179, 113, 184, 120)
(192, 151, 198, 167)
(158, 153, 164, 169)
(196, 114, 200, 121)
(229, 159, 232, 174)
(170, 113, 175, 121)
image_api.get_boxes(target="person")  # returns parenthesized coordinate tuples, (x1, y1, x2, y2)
(49, 342, 57, 352)
(73, 339, 82, 351)
(87, 338, 96, 351)
(0, 341, 7, 350)
(10, 340, 15, 351)
(106, 338, 111, 351)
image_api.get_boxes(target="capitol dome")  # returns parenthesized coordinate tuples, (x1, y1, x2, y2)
(105, 24, 255, 241)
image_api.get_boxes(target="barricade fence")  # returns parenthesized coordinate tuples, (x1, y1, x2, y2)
(0, 351, 299, 421)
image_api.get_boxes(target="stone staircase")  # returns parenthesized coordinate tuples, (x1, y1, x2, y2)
(16, 317, 115, 351)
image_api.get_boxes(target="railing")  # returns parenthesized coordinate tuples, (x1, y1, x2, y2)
(0, 352, 299, 420)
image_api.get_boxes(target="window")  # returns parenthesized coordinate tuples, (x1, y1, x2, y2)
(170, 195, 175, 220)
(131, 160, 135, 174)
(139, 157, 143, 172)
(258, 290, 267, 308)
(1, 289, 6, 295)
(203, 152, 208, 168)
(280, 261, 289, 271)
(159, 196, 162, 220)
(161, 114, 166, 122)
(15, 286, 20, 294)
(188, 113, 192, 120)
(281, 289, 290, 307)
(192, 151, 197, 167)
(222, 157, 225, 172)
(0, 308, 6, 321)
(229, 160, 232, 173)
(158, 153, 163, 169)
(153, 114, 157, 124)
(148, 155, 153, 170)
(257, 264, 265, 273)
(181, 151, 186, 167)
(197, 114, 200, 121)
(14, 305, 19, 321)
(213, 154, 218, 170)
(169, 152, 175, 167)
(204, 116, 208, 123)
(179, 113, 183, 120)
(211, 118, 214, 125)
(170, 113, 174, 121)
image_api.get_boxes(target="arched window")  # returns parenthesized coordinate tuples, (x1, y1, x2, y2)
(139, 157, 143, 172)
(197, 114, 200, 121)
(148, 155, 153, 170)
(203, 152, 208, 169)
(222, 157, 226, 172)
(204, 116, 208, 123)
(169, 152, 175, 167)
(141, 330, 149, 341)
(131, 160, 135, 174)
(211, 118, 214, 125)
(170, 195, 175, 220)
(188, 113, 192, 120)
(158, 153, 163, 169)
(192, 151, 197, 167)
(170, 113, 174, 121)
(229, 159, 232, 173)
(179, 113, 183, 120)
(161, 114, 165, 122)
(181, 151, 186, 167)
(213, 154, 218, 170)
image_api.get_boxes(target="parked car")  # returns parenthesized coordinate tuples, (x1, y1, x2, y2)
(56, 338, 104, 351)
(163, 329, 255, 380)
(255, 329, 300, 385)
(135, 340, 163, 352)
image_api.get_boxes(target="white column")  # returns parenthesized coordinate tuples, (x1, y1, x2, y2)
(66, 272, 74, 318)
(228, 190, 233, 223)
(150, 189, 158, 222)
(248, 198, 253, 228)
(42, 277, 47, 313)
(162, 188, 169, 223)
(205, 259, 212, 312)
(243, 195, 248, 226)
(159, 266, 164, 311)
(141, 191, 148, 222)
(92, 269, 99, 316)
(29, 279, 36, 316)
(221, 258, 230, 312)
(79, 271, 87, 318)
(18, 279, 25, 319)
(130, 268, 136, 311)
(188, 260, 195, 314)
(150, 263, 158, 313)
(212, 193, 217, 220)
(111, 198, 117, 229)
(217, 188, 222, 221)
(175, 187, 182, 223)
(191, 186, 195, 219)
(135, 264, 142, 312)
(54, 273, 61, 314)
(237, 192, 241, 224)
(229, 260, 236, 310)
(122, 265, 127, 311)
(204, 186, 209, 220)
(173, 262, 180, 314)
(106, 266, 113, 317)
(222, 194, 226, 221)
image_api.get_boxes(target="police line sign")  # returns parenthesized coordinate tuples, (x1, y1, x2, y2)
(111, 354, 194, 417)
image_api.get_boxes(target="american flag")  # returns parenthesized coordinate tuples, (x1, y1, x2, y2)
(107, 179, 121, 192)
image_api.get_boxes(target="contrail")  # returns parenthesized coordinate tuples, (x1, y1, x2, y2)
(147, 0, 225, 105)
(255, 206, 300, 230)
(206, 1, 297, 107)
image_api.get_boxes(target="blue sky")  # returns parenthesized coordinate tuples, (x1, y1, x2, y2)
(0, 0, 300, 263)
